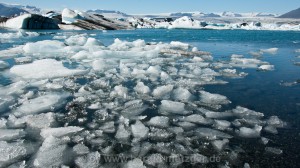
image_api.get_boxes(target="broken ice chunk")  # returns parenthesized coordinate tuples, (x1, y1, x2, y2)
(199, 91, 231, 105)
(171, 87, 193, 101)
(145, 153, 165, 167)
(213, 120, 231, 130)
(170, 41, 189, 50)
(23, 40, 66, 54)
(40, 126, 83, 139)
(14, 57, 33, 64)
(230, 57, 266, 68)
(121, 100, 148, 118)
(236, 125, 262, 138)
(264, 125, 278, 134)
(0, 60, 9, 70)
(131, 120, 149, 141)
(152, 85, 173, 99)
(75, 152, 101, 168)
(149, 127, 174, 141)
(260, 48, 278, 54)
(0, 119, 7, 129)
(232, 106, 264, 118)
(147, 116, 170, 128)
(99, 121, 115, 133)
(258, 65, 275, 71)
(13, 93, 70, 117)
(0, 96, 15, 114)
(212, 139, 229, 151)
(0, 141, 35, 168)
(73, 144, 90, 156)
(65, 35, 87, 46)
(180, 114, 212, 125)
(24, 113, 58, 137)
(110, 85, 128, 98)
(134, 82, 150, 94)
(10, 59, 88, 79)
(261, 137, 269, 145)
(266, 116, 285, 128)
(115, 124, 131, 142)
(265, 147, 282, 155)
(84, 37, 104, 47)
(124, 158, 146, 168)
(195, 128, 233, 140)
(159, 100, 188, 115)
(33, 136, 72, 167)
(0, 129, 26, 141)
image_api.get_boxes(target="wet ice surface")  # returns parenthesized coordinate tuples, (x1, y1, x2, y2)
(0, 29, 299, 168)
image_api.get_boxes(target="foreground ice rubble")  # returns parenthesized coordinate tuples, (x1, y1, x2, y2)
(0, 35, 284, 167)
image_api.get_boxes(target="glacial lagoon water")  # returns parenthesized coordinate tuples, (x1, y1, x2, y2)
(0, 28, 299, 167)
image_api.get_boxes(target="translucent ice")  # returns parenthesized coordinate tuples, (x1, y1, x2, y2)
(258, 65, 275, 71)
(236, 125, 262, 138)
(131, 120, 149, 140)
(195, 128, 233, 140)
(13, 93, 70, 117)
(199, 91, 231, 105)
(147, 116, 170, 128)
(134, 82, 150, 94)
(10, 59, 88, 79)
(75, 152, 101, 168)
(159, 100, 187, 115)
(152, 85, 173, 99)
(260, 48, 278, 54)
(171, 87, 193, 101)
(125, 158, 146, 168)
(40, 126, 83, 139)
(212, 139, 229, 151)
(23, 40, 66, 54)
(0, 60, 9, 69)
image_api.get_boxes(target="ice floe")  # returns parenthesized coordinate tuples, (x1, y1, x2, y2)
(10, 59, 88, 79)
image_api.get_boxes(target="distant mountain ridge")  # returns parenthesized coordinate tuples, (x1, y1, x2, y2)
(134, 11, 278, 19)
(0, 3, 28, 17)
(0, 2, 42, 17)
(279, 8, 300, 18)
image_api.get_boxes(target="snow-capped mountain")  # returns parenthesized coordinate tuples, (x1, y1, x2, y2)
(279, 7, 300, 18)
(135, 11, 278, 19)
(0, 3, 41, 15)
(0, 3, 28, 17)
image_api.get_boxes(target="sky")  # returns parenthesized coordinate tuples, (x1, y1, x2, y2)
(1, 0, 299, 14)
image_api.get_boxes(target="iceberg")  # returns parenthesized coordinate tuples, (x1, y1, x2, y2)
(1, 14, 59, 29)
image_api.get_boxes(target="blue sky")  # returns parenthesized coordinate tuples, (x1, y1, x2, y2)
(1, 0, 299, 14)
